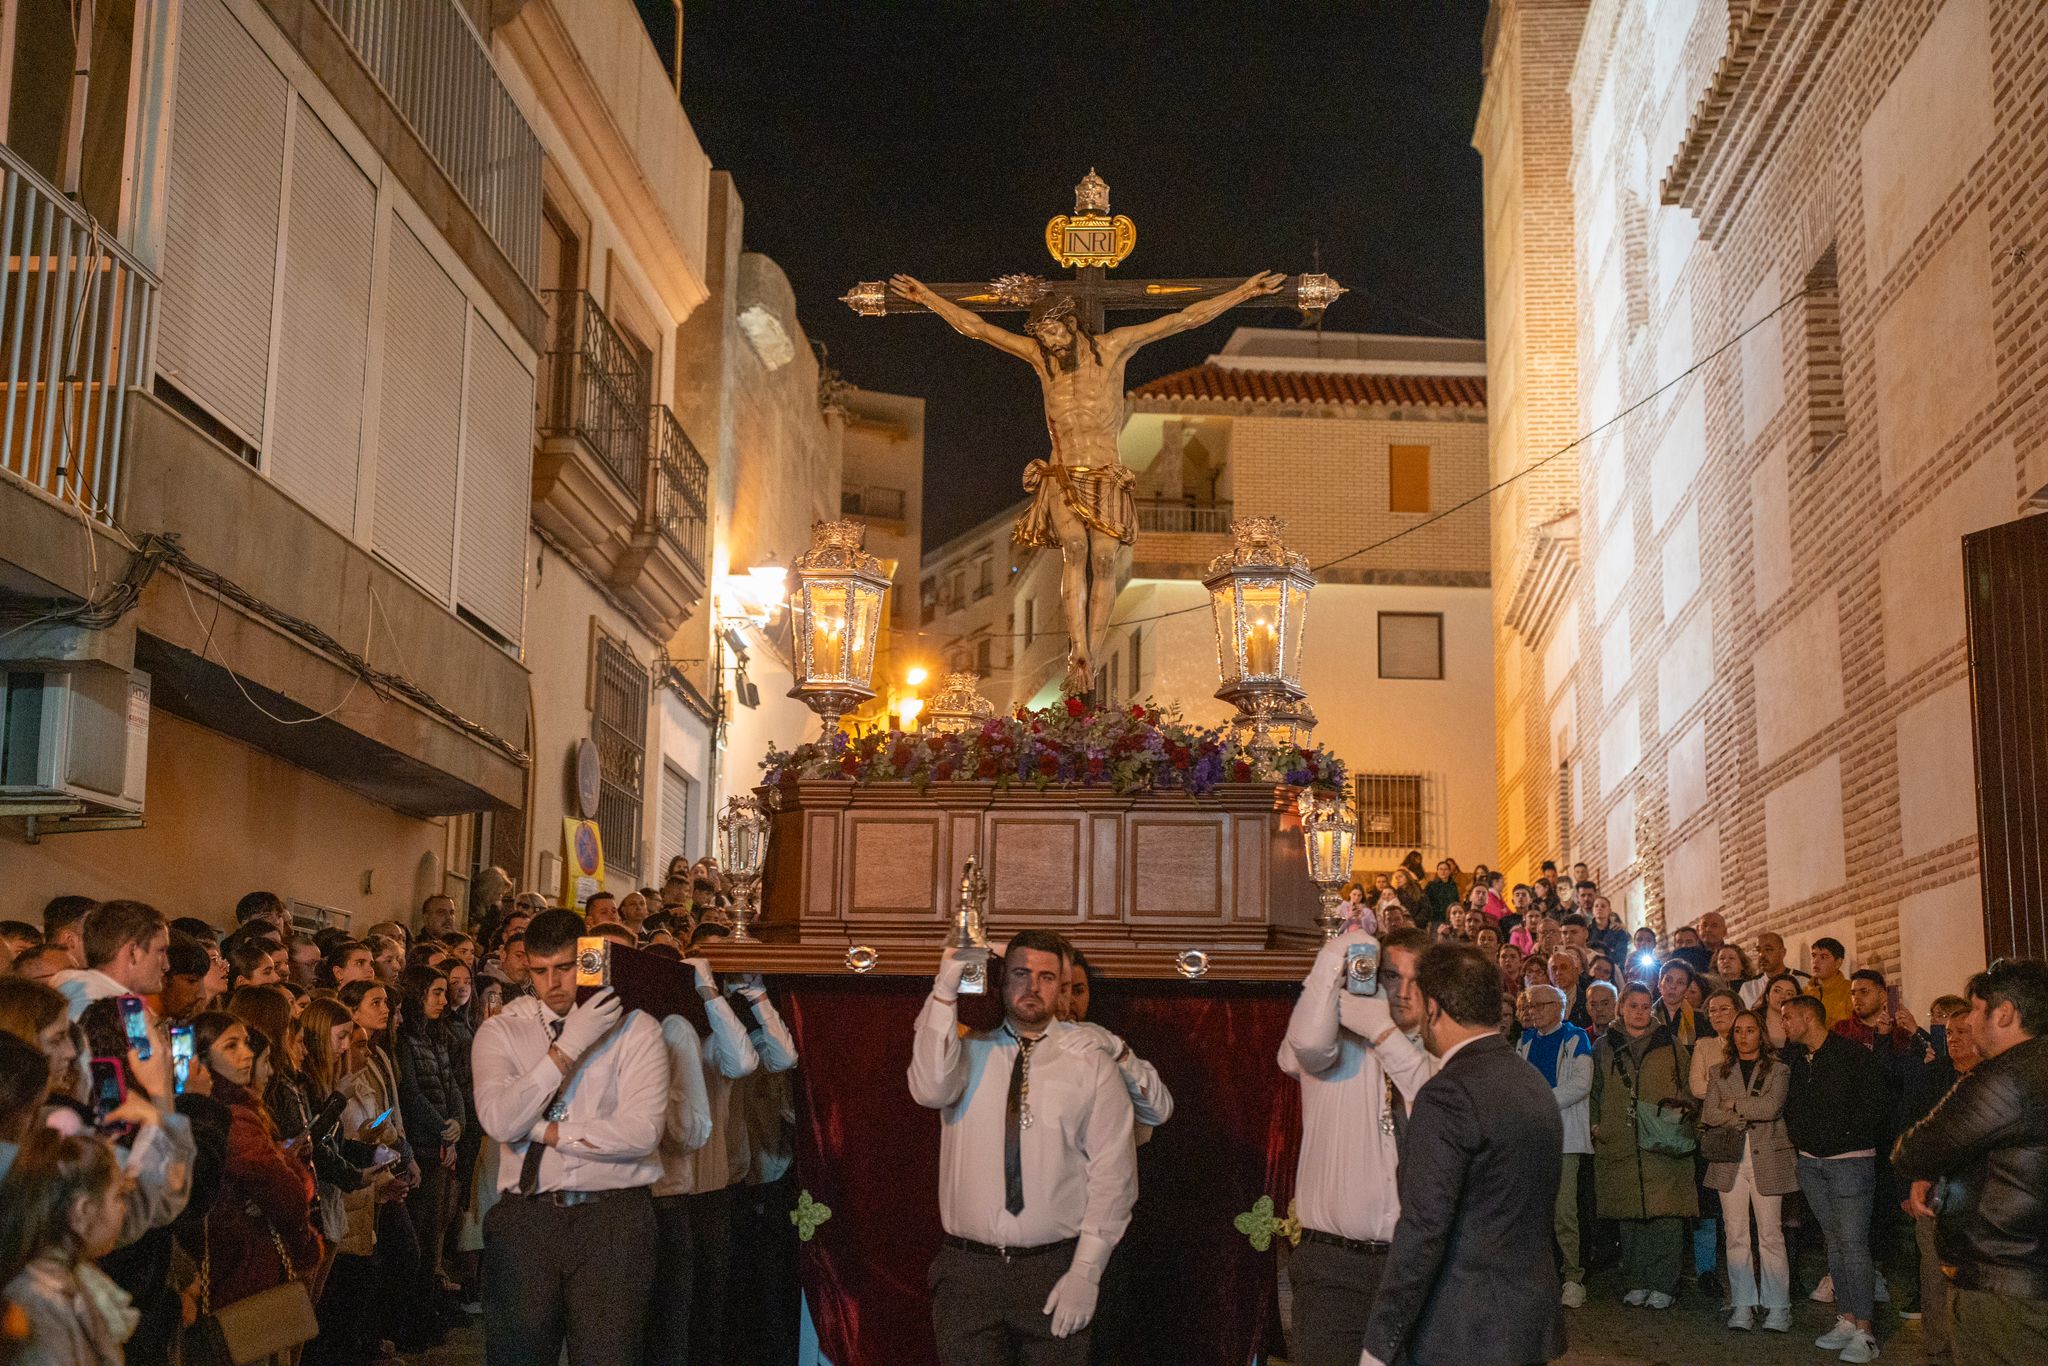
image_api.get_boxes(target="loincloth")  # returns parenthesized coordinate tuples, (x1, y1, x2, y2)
(1013, 460, 1136, 549)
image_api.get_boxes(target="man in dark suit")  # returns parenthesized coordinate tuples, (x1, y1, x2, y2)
(1358, 943, 1569, 1366)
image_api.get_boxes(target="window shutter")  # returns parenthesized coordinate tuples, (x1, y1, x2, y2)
(156, 0, 287, 445)
(660, 762, 691, 871)
(1389, 444, 1431, 513)
(456, 313, 534, 642)
(372, 222, 465, 597)
(1378, 612, 1444, 680)
(269, 101, 375, 532)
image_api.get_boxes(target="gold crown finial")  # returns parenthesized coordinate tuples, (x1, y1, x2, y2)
(1075, 168, 1110, 215)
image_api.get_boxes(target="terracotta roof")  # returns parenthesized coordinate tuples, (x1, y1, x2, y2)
(1131, 364, 1486, 409)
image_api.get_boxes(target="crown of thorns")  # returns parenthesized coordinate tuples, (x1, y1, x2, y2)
(1025, 295, 1078, 336)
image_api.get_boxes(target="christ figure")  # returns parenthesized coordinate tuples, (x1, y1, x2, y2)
(890, 270, 1285, 695)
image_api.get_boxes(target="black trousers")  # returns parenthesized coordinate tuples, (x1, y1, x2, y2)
(725, 1171, 802, 1364)
(930, 1242, 1090, 1366)
(482, 1188, 657, 1366)
(681, 1185, 735, 1366)
(1289, 1238, 1388, 1366)
(646, 1194, 696, 1366)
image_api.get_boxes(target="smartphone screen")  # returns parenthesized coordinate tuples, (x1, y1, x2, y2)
(169, 1023, 195, 1095)
(89, 1056, 127, 1129)
(367, 1104, 395, 1132)
(1887, 984, 1904, 1016)
(118, 995, 151, 1060)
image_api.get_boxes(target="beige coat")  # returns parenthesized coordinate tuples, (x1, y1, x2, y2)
(1700, 1056, 1799, 1196)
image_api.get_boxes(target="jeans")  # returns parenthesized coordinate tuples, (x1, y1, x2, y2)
(1798, 1154, 1876, 1323)
(1917, 1214, 1952, 1363)
(1719, 1148, 1789, 1310)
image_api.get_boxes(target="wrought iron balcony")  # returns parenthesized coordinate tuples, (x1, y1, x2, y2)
(650, 404, 708, 574)
(0, 144, 156, 522)
(316, 0, 541, 286)
(842, 484, 907, 520)
(1136, 498, 1234, 534)
(539, 289, 649, 498)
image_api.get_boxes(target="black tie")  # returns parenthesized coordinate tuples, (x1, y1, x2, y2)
(519, 1018, 566, 1195)
(1004, 1033, 1038, 1216)
(1387, 1076, 1409, 1148)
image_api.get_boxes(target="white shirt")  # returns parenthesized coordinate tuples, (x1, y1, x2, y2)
(686, 992, 763, 1195)
(1741, 968, 1809, 1010)
(52, 968, 136, 1021)
(725, 991, 801, 1187)
(1278, 965, 1437, 1243)
(908, 994, 1136, 1270)
(652, 1015, 714, 1198)
(1066, 1022, 1174, 1129)
(472, 995, 669, 1194)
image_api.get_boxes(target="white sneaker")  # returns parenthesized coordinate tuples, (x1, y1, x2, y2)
(1874, 1271, 1889, 1302)
(1811, 1273, 1836, 1303)
(1763, 1308, 1793, 1332)
(1726, 1306, 1755, 1331)
(1839, 1328, 1880, 1364)
(1560, 1281, 1587, 1308)
(1622, 1288, 1649, 1306)
(1645, 1291, 1674, 1310)
(1816, 1316, 1859, 1350)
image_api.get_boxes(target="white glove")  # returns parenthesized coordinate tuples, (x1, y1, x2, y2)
(1068, 1021, 1127, 1063)
(934, 947, 981, 1001)
(440, 1117, 461, 1142)
(683, 957, 718, 999)
(1314, 927, 1377, 978)
(1042, 1266, 1101, 1338)
(732, 972, 768, 1001)
(554, 987, 623, 1059)
(1339, 989, 1395, 1042)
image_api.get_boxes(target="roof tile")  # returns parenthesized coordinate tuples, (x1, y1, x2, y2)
(1131, 364, 1486, 408)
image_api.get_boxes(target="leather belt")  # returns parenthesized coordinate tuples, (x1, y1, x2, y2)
(1302, 1227, 1391, 1255)
(507, 1186, 646, 1208)
(943, 1234, 1078, 1264)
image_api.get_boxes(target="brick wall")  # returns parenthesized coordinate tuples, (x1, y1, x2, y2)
(1478, 0, 2044, 1010)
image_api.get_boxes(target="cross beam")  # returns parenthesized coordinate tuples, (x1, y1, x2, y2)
(842, 273, 1342, 332)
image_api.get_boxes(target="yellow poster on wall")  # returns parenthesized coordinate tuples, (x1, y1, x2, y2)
(563, 818, 605, 911)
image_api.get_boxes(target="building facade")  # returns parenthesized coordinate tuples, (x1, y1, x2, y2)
(1476, 0, 2045, 1009)
(0, 0, 895, 928)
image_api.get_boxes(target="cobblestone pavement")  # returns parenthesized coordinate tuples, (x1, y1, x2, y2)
(414, 1264, 1933, 1364)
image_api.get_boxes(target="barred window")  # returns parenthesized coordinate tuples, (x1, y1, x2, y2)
(1355, 774, 1428, 849)
(592, 634, 647, 876)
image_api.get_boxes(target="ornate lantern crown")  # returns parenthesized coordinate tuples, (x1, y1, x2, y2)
(1298, 790, 1358, 940)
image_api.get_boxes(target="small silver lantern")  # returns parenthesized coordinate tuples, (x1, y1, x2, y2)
(787, 519, 892, 736)
(717, 795, 774, 943)
(1298, 789, 1357, 940)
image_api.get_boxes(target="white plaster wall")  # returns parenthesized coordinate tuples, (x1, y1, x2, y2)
(1751, 594, 1844, 764)
(1764, 755, 1847, 908)
(1874, 210, 1997, 492)
(1879, 450, 2014, 683)
(1898, 876, 1989, 1019)
(1666, 720, 1710, 827)
(1895, 682, 1977, 859)
(1859, 0, 1994, 286)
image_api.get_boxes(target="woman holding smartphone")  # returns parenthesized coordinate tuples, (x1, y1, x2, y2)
(298, 995, 389, 1366)
(189, 1012, 324, 1340)
(337, 979, 434, 1353)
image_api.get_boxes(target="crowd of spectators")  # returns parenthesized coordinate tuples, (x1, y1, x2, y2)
(0, 854, 800, 1364)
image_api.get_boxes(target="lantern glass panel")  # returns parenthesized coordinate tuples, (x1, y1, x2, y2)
(1282, 581, 1310, 682)
(1210, 582, 1239, 687)
(802, 582, 853, 683)
(1239, 581, 1284, 680)
(847, 582, 883, 683)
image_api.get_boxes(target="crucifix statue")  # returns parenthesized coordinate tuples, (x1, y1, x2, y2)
(844, 169, 1345, 697)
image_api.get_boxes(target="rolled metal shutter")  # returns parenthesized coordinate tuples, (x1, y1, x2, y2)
(371, 221, 464, 597)
(456, 312, 534, 642)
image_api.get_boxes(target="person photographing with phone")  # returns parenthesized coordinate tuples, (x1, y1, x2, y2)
(1278, 926, 1436, 1365)
(472, 908, 669, 1365)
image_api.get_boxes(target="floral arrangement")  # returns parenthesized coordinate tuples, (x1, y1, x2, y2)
(761, 697, 1346, 797)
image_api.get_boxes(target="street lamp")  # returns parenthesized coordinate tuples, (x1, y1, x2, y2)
(923, 670, 996, 736)
(1204, 516, 1316, 751)
(787, 519, 891, 736)
(1298, 789, 1356, 940)
(718, 794, 774, 943)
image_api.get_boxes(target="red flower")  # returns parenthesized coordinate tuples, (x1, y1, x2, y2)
(976, 756, 998, 778)
(1065, 696, 1087, 718)
(892, 742, 914, 769)
(1130, 704, 1144, 719)
(1232, 760, 1253, 782)
(936, 760, 955, 780)
(840, 754, 860, 775)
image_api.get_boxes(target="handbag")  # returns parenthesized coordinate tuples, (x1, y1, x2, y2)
(318, 1180, 378, 1256)
(1621, 1036, 1697, 1158)
(187, 1211, 321, 1366)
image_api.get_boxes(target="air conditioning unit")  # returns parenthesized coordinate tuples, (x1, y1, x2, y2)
(0, 665, 150, 814)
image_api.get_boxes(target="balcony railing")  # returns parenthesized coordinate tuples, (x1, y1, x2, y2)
(1136, 498, 1233, 534)
(540, 289, 649, 497)
(317, 0, 541, 286)
(0, 145, 156, 522)
(842, 484, 906, 520)
(650, 404, 708, 573)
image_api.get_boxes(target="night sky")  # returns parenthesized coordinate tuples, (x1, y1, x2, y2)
(648, 2, 1491, 548)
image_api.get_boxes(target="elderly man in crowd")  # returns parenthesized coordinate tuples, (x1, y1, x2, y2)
(1517, 983, 1594, 1310)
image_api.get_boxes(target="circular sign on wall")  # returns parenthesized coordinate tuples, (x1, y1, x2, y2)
(573, 738, 602, 820)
